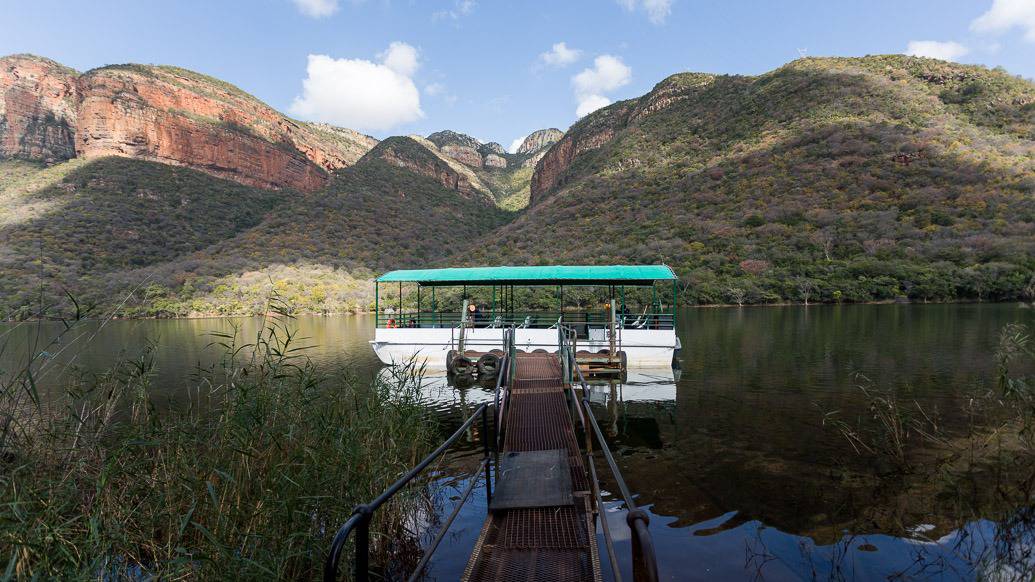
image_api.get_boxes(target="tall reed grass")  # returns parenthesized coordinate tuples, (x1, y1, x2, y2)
(0, 298, 434, 579)
(814, 322, 1035, 579)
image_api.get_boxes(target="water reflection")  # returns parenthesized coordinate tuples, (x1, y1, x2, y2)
(578, 304, 1035, 580)
(0, 315, 385, 406)
(3, 304, 1034, 580)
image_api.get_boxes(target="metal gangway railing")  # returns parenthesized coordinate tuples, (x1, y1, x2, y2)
(324, 328, 515, 582)
(559, 324, 660, 582)
(377, 310, 675, 331)
(325, 324, 658, 581)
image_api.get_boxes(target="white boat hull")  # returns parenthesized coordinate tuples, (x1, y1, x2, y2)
(370, 327, 677, 367)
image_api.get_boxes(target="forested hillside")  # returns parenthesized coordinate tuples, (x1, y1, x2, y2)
(1, 54, 1033, 318)
(0, 149, 511, 318)
(465, 55, 1035, 304)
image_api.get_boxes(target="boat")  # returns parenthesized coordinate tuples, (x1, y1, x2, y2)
(369, 265, 679, 367)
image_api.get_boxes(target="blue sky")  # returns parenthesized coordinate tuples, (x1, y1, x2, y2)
(3, 0, 1033, 149)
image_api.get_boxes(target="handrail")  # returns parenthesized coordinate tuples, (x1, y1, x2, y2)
(377, 311, 674, 330)
(324, 401, 493, 582)
(494, 327, 515, 453)
(559, 325, 660, 582)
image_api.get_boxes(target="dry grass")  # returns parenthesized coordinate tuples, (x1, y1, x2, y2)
(0, 297, 434, 579)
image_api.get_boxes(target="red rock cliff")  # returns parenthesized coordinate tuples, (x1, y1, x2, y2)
(0, 55, 377, 191)
(75, 65, 375, 191)
(529, 74, 715, 205)
(529, 108, 627, 204)
(0, 55, 78, 162)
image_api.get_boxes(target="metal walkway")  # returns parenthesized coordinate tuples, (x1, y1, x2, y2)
(325, 326, 658, 582)
(463, 353, 600, 581)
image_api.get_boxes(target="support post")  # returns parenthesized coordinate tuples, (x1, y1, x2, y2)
(374, 281, 379, 327)
(459, 298, 469, 354)
(355, 507, 371, 582)
(481, 408, 492, 502)
(651, 283, 657, 328)
(672, 279, 678, 328)
(609, 298, 617, 358)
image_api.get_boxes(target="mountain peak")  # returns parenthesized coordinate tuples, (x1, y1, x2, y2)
(426, 130, 482, 150)
(517, 128, 563, 155)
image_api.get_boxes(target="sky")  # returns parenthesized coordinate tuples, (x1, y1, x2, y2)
(2, 0, 1034, 150)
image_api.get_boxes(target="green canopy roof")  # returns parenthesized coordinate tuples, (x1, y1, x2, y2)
(376, 265, 676, 286)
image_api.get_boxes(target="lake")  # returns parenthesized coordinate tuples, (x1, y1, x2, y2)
(3, 303, 1033, 580)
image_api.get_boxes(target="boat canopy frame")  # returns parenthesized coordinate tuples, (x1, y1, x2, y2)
(374, 265, 679, 330)
(376, 265, 676, 287)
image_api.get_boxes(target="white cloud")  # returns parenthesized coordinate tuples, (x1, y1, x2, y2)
(433, 0, 476, 22)
(617, 0, 673, 24)
(972, 0, 1035, 42)
(571, 54, 631, 117)
(379, 41, 419, 77)
(293, 0, 339, 18)
(289, 44, 424, 132)
(424, 82, 457, 104)
(573, 55, 632, 96)
(508, 137, 526, 154)
(906, 40, 970, 61)
(540, 42, 582, 67)
(576, 95, 612, 117)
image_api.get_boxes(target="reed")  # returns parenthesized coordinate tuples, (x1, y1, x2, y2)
(0, 298, 434, 579)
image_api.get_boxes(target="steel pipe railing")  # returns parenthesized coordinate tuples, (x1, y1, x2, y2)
(377, 311, 675, 330)
(324, 401, 493, 582)
(559, 325, 660, 582)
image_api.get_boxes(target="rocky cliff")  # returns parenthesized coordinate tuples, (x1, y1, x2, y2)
(517, 128, 563, 155)
(528, 75, 716, 204)
(426, 130, 504, 169)
(0, 55, 377, 191)
(529, 108, 629, 204)
(367, 135, 494, 201)
(0, 55, 79, 162)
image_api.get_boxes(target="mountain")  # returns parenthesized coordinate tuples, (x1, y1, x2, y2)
(1, 53, 1034, 318)
(0, 54, 507, 318)
(466, 55, 1035, 304)
(0, 54, 377, 191)
(424, 128, 560, 209)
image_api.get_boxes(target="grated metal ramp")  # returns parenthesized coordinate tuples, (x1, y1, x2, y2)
(463, 353, 601, 582)
(490, 449, 573, 511)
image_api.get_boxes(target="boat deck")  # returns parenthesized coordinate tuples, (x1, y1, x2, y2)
(463, 353, 601, 581)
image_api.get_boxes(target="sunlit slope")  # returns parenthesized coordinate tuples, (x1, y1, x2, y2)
(0, 144, 512, 318)
(461, 56, 1035, 303)
(0, 157, 284, 317)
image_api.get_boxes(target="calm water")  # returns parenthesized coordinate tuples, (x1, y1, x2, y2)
(3, 304, 1033, 580)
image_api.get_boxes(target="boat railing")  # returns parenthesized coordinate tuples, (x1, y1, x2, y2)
(377, 311, 674, 330)
(324, 331, 515, 582)
(558, 325, 660, 582)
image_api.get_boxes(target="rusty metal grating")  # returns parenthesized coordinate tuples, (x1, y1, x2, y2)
(464, 352, 600, 582)
(466, 547, 596, 582)
(498, 506, 589, 550)
(513, 378, 562, 391)
(512, 385, 564, 394)
(505, 392, 572, 451)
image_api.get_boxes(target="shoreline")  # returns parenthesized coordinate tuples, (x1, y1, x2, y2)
(5, 299, 1031, 324)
